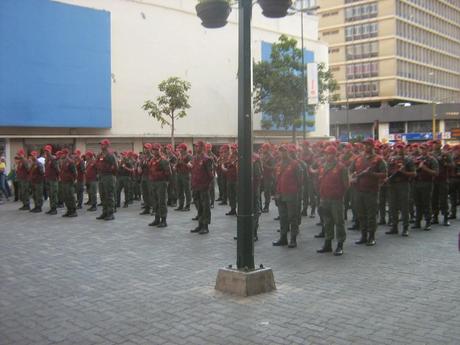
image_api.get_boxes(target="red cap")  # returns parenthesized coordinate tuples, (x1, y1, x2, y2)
(144, 143, 152, 150)
(231, 143, 238, 150)
(17, 149, 25, 156)
(85, 151, 94, 157)
(152, 143, 162, 150)
(195, 141, 206, 148)
(74, 149, 81, 156)
(395, 143, 405, 149)
(325, 146, 337, 154)
(205, 143, 212, 150)
(30, 151, 38, 157)
(363, 138, 374, 145)
(166, 144, 173, 151)
(302, 140, 310, 147)
(220, 144, 229, 151)
(43, 145, 53, 153)
(100, 139, 111, 146)
(278, 144, 288, 152)
(262, 143, 271, 150)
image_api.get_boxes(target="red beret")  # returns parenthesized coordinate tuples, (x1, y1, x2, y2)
(262, 143, 271, 150)
(144, 143, 152, 150)
(302, 140, 310, 147)
(17, 149, 25, 156)
(43, 145, 53, 153)
(85, 151, 94, 157)
(61, 148, 69, 154)
(166, 144, 173, 150)
(152, 143, 162, 150)
(74, 149, 81, 156)
(30, 151, 38, 157)
(231, 143, 238, 150)
(279, 144, 288, 152)
(220, 144, 229, 151)
(206, 143, 213, 150)
(100, 139, 111, 146)
(363, 138, 374, 145)
(195, 141, 206, 147)
(177, 143, 188, 150)
(325, 146, 337, 154)
(395, 143, 405, 149)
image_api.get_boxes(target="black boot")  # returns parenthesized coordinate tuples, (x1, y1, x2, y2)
(348, 223, 358, 230)
(366, 232, 376, 246)
(301, 208, 308, 216)
(385, 225, 398, 235)
(48, 208, 57, 215)
(199, 224, 209, 234)
(226, 209, 237, 216)
(401, 227, 409, 237)
(31, 207, 42, 213)
(274, 216, 280, 221)
(218, 201, 227, 205)
(157, 217, 167, 228)
(104, 213, 115, 221)
(333, 242, 344, 256)
(19, 205, 30, 211)
(261, 205, 269, 213)
(175, 205, 184, 211)
(139, 208, 150, 215)
(432, 215, 439, 224)
(424, 221, 432, 231)
(123, 203, 129, 208)
(288, 235, 297, 248)
(272, 235, 288, 246)
(182, 205, 190, 211)
(87, 205, 97, 212)
(314, 230, 325, 238)
(443, 215, 450, 226)
(67, 210, 78, 217)
(378, 218, 386, 225)
(149, 216, 160, 226)
(411, 221, 421, 229)
(96, 213, 107, 220)
(62, 210, 71, 217)
(355, 231, 367, 245)
(317, 239, 333, 253)
(190, 224, 202, 233)
(192, 215, 199, 221)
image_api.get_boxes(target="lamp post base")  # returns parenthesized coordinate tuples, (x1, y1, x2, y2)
(215, 267, 276, 297)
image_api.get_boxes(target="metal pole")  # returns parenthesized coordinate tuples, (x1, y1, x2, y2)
(301, 8, 306, 140)
(236, 0, 254, 270)
(346, 80, 350, 141)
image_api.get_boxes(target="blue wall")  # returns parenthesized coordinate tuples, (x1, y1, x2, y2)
(0, 0, 111, 128)
(261, 41, 315, 132)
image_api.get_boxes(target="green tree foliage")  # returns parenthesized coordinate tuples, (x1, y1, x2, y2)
(142, 77, 191, 147)
(253, 35, 339, 140)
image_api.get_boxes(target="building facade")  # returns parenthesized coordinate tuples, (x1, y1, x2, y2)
(0, 0, 330, 169)
(318, 0, 460, 107)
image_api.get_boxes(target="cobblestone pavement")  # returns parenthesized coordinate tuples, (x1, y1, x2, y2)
(0, 199, 459, 345)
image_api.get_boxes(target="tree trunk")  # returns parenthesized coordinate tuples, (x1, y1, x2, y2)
(291, 126, 296, 143)
(171, 114, 175, 148)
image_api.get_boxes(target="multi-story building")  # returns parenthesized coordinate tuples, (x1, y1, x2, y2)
(318, 0, 460, 107)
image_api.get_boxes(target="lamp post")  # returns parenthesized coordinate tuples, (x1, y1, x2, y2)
(429, 72, 435, 140)
(301, 8, 306, 140)
(346, 79, 350, 142)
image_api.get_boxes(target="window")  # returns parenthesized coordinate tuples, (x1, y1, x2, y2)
(389, 122, 405, 134)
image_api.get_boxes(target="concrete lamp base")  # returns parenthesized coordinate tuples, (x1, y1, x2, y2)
(215, 267, 276, 297)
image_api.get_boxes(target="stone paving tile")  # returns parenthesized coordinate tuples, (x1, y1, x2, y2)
(0, 199, 459, 345)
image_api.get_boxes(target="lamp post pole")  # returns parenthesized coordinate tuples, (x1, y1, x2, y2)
(236, 0, 254, 270)
(301, 7, 307, 140)
(346, 79, 350, 141)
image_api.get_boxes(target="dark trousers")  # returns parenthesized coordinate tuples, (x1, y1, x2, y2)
(355, 190, 378, 234)
(414, 181, 433, 223)
(432, 181, 449, 216)
(177, 173, 191, 207)
(193, 189, 211, 225)
(389, 182, 410, 229)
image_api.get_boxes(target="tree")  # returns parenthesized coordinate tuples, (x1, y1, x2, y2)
(253, 35, 339, 141)
(142, 77, 191, 147)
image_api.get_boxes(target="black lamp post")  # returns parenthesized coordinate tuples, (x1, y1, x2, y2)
(197, 0, 291, 277)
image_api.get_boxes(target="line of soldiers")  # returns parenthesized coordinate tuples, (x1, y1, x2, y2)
(12, 137, 459, 255)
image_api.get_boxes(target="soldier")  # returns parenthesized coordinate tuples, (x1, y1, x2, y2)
(85, 151, 98, 211)
(216, 144, 229, 205)
(175, 143, 192, 211)
(350, 139, 387, 246)
(165, 144, 178, 208)
(222, 144, 238, 216)
(206, 143, 217, 209)
(74, 150, 86, 209)
(28, 151, 45, 213)
(317, 145, 349, 256)
(272, 145, 302, 248)
(449, 145, 460, 219)
(190, 141, 214, 235)
(117, 151, 134, 208)
(16, 149, 31, 211)
(412, 143, 439, 230)
(43, 145, 60, 215)
(431, 140, 453, 226)
(261, 143, 275, 213)
(385, 143, 416, 237)
(148, 144, 171, 228)
(96, 139, 118, 221)
(59, 148, 78, 217)
(139, 144, 153, 215)
(131, 152, 141, 201)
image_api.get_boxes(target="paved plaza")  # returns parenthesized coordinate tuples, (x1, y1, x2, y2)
(0, 199, 459, 345)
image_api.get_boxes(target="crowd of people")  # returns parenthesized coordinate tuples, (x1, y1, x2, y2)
(6, 137, 459, 256)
